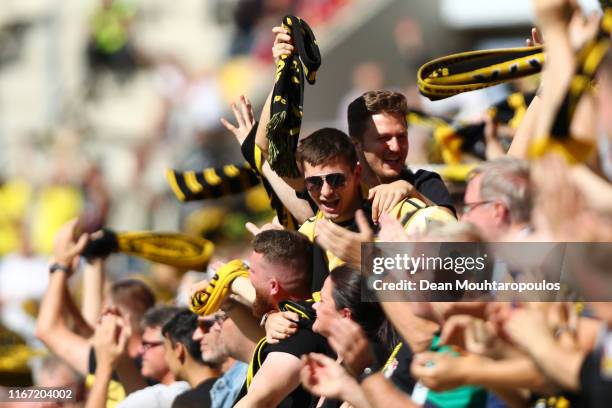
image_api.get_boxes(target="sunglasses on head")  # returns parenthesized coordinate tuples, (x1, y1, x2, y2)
(304, 173, 347, 193)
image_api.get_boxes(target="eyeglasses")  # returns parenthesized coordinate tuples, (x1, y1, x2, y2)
(141, 340, 164, 351)
(304, 173, 347, 193)
(462, 200, 494, 214)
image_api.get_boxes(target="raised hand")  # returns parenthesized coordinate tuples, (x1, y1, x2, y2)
(52, 218, 89, 272)
(264, 311, 299, 344)
(272, 25, 294, 63)
(300, 353, 356, 401)
(368, 180, 415, 222)
(315, 210, 373, 268)
(93, 313, 131, 370)
(220, 95, 255, 144)
(327, 318, 375, 377)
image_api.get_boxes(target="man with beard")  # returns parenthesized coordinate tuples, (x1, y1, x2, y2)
(233, 229, 333, 408)
(192, 312, 250, 408)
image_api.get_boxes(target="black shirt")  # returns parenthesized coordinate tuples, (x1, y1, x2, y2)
(388, 342, 416, 395)
(237, 321, 336, 408)
(579, 346, 612, 408)
(263, 328, 333, 408)
(399, 168, 455, 215)
(171, 378, 216, 408)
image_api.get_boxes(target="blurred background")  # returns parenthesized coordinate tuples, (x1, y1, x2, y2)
(0, 0, 601, 386)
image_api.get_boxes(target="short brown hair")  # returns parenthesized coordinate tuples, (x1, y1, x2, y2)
(252, 230, 312, 269)
(252, 230, 312, 297)
(347, 90, 409, 141)
(110, 279, 156, 327)
(296, 128, 357, 170)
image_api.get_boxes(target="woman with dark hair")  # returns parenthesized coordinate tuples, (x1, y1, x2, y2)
(312, 264, 398, 365)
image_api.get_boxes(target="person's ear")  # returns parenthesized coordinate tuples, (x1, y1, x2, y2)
(269, 278, 280, 297)
(341, 308, 352, 320)
(493, 202, 509, 225)
(176, 342, 186, 364)
(354, 163, 361, 178)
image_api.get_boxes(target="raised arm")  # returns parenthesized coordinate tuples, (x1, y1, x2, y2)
(35, 219, 92, 376)
(234, 352, 303, 408)
(81, 256, 106, 328)
(221, 95, 313, 224)
(532, 0, 578, 140)
(254, 25, 295, 160)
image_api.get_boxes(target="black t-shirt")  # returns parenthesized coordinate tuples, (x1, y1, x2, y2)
(264, 328, 334, 408)
(579, 346, 612, 408)
(171, 378, 216, 408)
(237, 324, 336, 408)
(399, 168, 455, 215)
(387, 342, 416, 395)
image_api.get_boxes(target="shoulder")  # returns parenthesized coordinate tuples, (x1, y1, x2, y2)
(411, 169, 444, 185)
(265, 328, 328, 358)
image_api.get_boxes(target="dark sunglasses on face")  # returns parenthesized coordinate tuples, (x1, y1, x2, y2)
(304, 173, 347, 193)
(200, 313, 228, 330)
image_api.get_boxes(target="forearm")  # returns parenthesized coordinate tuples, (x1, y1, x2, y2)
(535, 23, 575, 138)
(262, 162, 313, 224)
(507, 95, 541, 159)
(85, 365, 113, 408)
(571, 164, 612, 213)
(255, 90, 273, 159)
(528, 338, 584, 391)
(63, 284, 94, 338)
(380, 302, 437, 353)
(226, 303, 265, 347)
(462, 355, 549, 392)
(361, 373, 420, 408)
(82, 259, 105, 327)
(36, 270, 68, 339)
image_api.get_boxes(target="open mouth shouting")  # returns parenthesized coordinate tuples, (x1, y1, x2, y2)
(319, 197, 341, 216)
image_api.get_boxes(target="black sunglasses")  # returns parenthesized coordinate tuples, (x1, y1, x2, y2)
(304, 173, 347, 193)
(199, 313, 228, 330)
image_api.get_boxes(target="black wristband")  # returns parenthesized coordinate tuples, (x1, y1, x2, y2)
(49, 263, 70, 274)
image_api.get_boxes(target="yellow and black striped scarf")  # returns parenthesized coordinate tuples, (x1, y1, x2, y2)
(408, 91, 536, 163)
(417, 46, 544, 101)
(266, 15, 321, 178)
(81, 228, 214, 271)
(165, 124, 300, 231)
(166, 163, 260, 202)
(417, 3, 612, 163)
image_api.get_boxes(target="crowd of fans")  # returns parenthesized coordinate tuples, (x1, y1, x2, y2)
(2, 0, 612, 407)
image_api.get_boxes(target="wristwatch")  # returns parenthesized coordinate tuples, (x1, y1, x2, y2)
(49, 263, 70, 274)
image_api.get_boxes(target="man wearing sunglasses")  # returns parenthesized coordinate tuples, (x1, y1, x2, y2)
(296, 127, 455, 292)
(250, 27, 455, 226)
(192, 312, 251, 408)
